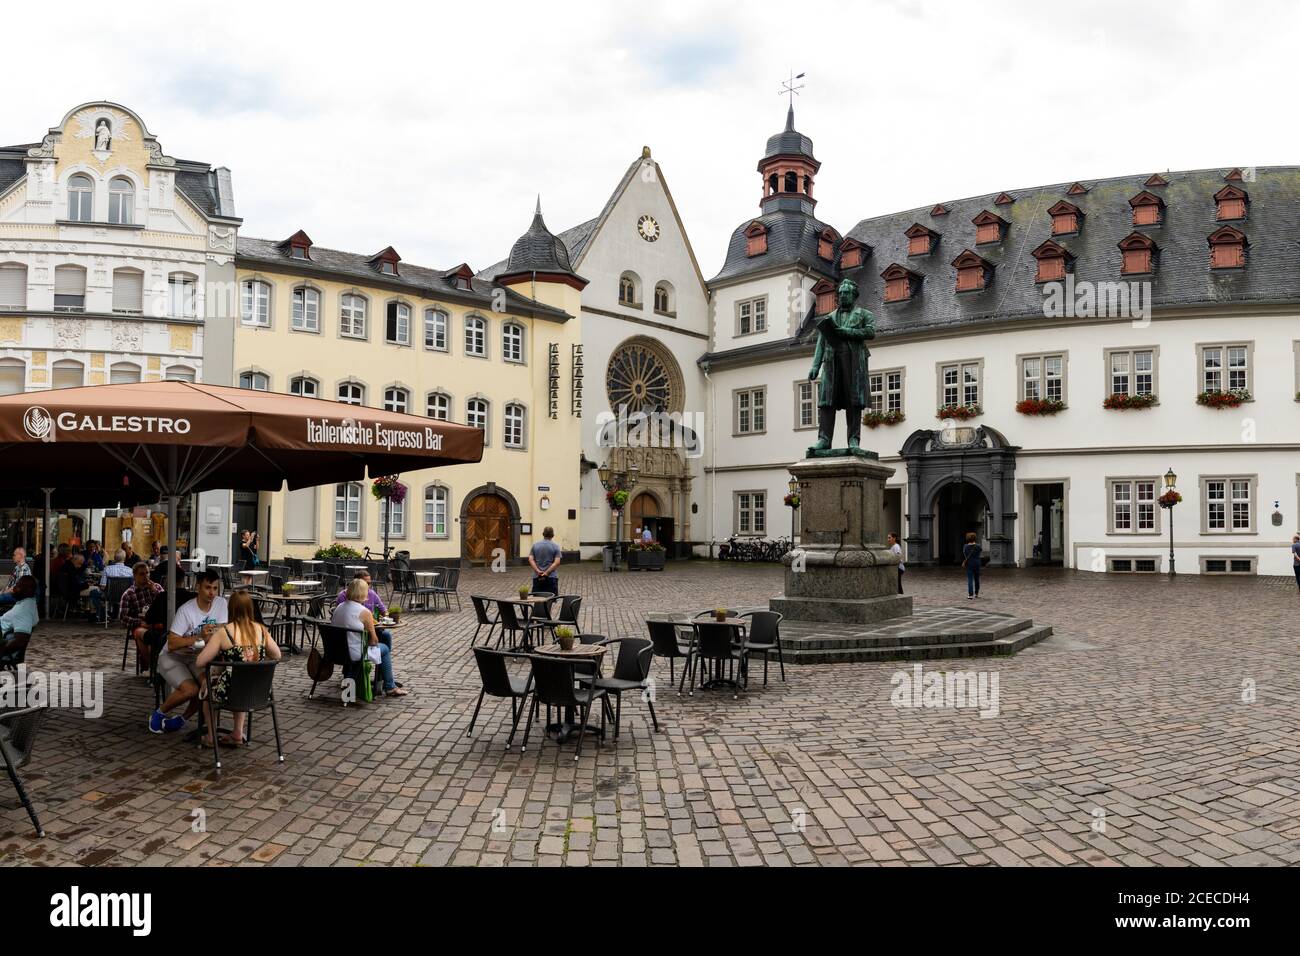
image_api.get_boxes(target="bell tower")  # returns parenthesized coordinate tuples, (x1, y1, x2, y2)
(758, 106, 820, 214)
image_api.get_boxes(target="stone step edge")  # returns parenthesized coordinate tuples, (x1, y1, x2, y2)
(779, 625, 1053, 663)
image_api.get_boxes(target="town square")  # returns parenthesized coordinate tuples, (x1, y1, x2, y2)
(0, 0, 1294, 937)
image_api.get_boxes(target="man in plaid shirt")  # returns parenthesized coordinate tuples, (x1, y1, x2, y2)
(121, 562, 163, 672)
(0, 546, 32, 611)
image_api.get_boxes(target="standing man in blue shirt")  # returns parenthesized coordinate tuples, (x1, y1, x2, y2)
(1292, 533, 1300, 591)
(528, 527, 562, 595)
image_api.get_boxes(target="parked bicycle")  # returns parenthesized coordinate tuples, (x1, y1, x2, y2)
(362, 545, 394, 562)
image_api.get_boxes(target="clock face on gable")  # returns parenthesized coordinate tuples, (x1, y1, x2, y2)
(636, 214, 660, 242)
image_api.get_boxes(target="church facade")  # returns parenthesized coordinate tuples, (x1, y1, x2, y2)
(701, 108, 1300, 575)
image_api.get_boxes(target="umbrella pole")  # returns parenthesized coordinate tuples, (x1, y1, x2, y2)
(166, 493, 177, 632)
(41, 488, 52, 618)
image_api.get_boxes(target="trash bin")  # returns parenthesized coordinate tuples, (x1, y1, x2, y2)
(602, 545, 618, 572)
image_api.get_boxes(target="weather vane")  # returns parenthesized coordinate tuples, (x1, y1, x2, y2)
(780, 70, 806, 108)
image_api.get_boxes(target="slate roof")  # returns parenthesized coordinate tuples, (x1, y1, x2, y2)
(709, 198, 840, 286)
(498, 201, 581, 277)
(764, 106, 815, 161)
(237, 236, 571, 321)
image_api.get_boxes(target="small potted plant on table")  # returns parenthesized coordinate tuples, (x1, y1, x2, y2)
(555, 625, 576, 652)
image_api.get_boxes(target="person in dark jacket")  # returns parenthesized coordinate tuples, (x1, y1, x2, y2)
(961, 532, 982, 599)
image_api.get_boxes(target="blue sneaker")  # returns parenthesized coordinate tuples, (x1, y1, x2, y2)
(162, 715, 187, 733)
(148, 710, 165, 734)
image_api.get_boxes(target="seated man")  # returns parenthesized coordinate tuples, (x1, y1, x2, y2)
(0, 576, 38, 665)
(58, 552, 101, 621)
(120, 562, 163, 673)
(0, 546, 32, 611)
(86, 540, 105, 576)
(49, 543, 70, 579)
(150, 570, 227, 734)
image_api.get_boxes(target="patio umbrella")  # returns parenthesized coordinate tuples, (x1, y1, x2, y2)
(0, 381, 484, 619)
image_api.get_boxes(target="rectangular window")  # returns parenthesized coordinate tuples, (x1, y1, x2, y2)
(1201, 556, 1256, 575)
(1108, 349, 1155, 397)
(735, 492, 766, 536)
(169, 276, 196, 318)
(53, 266, 86, 312)
(1110, 479, 1158, 534)
(340, 295, 367, 338)
(734, 387, 766, 435)
(1020, 353, 1064, 403)
(736, 297, 767, 336)
(424, 310, 447, 351)
(283, 487, 317, 543)
(424, 486, 448, 538)
(241, 280, 270, 327)
(0, 265, 25, 311)
(465, 318, 486, 356)
(386, 302, 410, 345)
(795, 380, 815, 430)
(939, 361, 980, 408)
(292, 288, 319, 332)
(504, 405, 525, 448)
(383, 498, 405, 538)
(333, 483, 361, 537)
(868, 370, 903, 413)
(502, 324, 524, 363)
(1200, 343, 1250, 394)
(1109, 557, 1159, 573)
(111, 271, 143, 314)
(1204, 476, 1253, 532)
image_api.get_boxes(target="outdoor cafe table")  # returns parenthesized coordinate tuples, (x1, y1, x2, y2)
(648, 612, 749, 691)
(534, 642, 608, 742)
(300, 559, 323, 579)
(285, 580, 322, 592)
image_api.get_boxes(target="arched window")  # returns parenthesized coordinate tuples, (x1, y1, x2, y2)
(112, 268, 144, 314)
(464, 315, 486, 357)
(53, 265, 87, 312)
(423, 485, 450, 538)
(426, 391, 450, 420)
(504, 403, 526, 448)
(67, 174, 93, 222)
(168, 273, 197, 318)
(290, 375, 319, 398)
(383, 386, 409, 413)
(466, 397, 489, 439)
(333, 483, 362, 536)
(108, 177, 134, 225)
(292, 287, 319, 332)
(653, 282, 674, 315)
(0, 264, 28, 311)
(386, 301, 411, 345)
(424, 308, 448, 351)
(618, 272, 640, 306)
(502, 322, 524, 363)
(784, 171, 798, 193)
(0, 358, 25, 395)
(109, 361, 141, 384)
(337, 381, 365, 405)
(52, 359, 85, 390)
(165, 365, 196, 382)
(768, 173, 779, 195)
(239, 371, 269, 391)
(340, 293, 367, 338)
(241, 279, 270, 327)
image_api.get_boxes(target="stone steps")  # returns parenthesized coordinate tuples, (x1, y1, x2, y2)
(774, 608, 1052, 663)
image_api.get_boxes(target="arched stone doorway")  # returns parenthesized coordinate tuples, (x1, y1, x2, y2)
(460, 483, 521, 565)
(629, 490, 673, 550)
(934, 480, 988, 565)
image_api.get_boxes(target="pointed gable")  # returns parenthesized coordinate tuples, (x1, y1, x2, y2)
(993, 192, 1015, 206)
(1224, 167, 1245, 182)
(1066, 181, 1089, 195)
(368, 246, 401, 276)
(744, 220, 768, 257)
(1213, 184, 1248, 221)
(446, 262, 475, 290)
(952, 249, 992, 291)
(278, 229, 313, 260)
(1144, 173, 1168, 187)
(930, 203, 949, 217)
(905, 222, 938, 256)
(972, 210, 1008, 244)
(1031, 239, 1073, 282)
(880, 263, 921, 303)
(1047, 200, 1082, 235)
(1129, 190, 1165, 226)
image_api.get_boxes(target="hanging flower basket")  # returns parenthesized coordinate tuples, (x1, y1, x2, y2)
(863, 409, 905, 428)
(371, 475, 408, 503)
(783, 493, 800, 509)
(606, 488, 630, 511)
(1158, 490, 1182, 509)
(935, 403, 982, 421)
(1016, 398, 1067, 416)
(1103, 392, 1158, 410)
(1196, 389, 1250, 409)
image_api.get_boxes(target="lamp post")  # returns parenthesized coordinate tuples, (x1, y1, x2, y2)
(786, 477, 799, 544)
(1162, 467, 1178, 577)
(598, 460, 638, 570)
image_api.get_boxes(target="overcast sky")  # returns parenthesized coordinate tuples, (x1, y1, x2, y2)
(11, 0, 1298, 278)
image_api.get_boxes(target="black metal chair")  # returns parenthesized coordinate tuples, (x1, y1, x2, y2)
(0, 631, 31, 673)
(494, 600, 529, 650)
(252, 596, 294, 651)
(593, 637, 658, 737)
(289, 594, 329, 654)
(465, 648, 532, 749)
(689, 620, 747, 699)
(202, 659, 283, 771)
(738, 610, 785, 685)
(431, 566, 461, 612)
(367, 560, 390, 600)
(646, 619, 694, 693)
(0, 705, 48, 837)
(470, 595, 499, 646)
(309, 623, 379, 704)
(528, 595, 582, 641)
(520, 654, 607, 759)
(102, 576, 132, 629)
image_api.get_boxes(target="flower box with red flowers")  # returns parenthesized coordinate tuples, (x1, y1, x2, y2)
(1103, 392, 1158, 410)
(1196, 389, 1250, 409)
(1157, 490, 1182, 509)
(863, 409, 906, 429)
(935, 403, 982, 421)
(1015, 398, 1066, 416)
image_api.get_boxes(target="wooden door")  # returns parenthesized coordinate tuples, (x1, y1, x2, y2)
(465, 494, 511, 563)
(629, 492, 659, 543)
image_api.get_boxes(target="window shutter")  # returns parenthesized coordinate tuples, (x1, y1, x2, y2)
(0, 266, 25, 309)
(112, 271, 143, 312)
(284, 487, 318, 542)
(54, 267, 86, 295)
(0, 360, 24, 395)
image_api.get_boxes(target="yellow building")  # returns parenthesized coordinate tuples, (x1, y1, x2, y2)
(232, 208, 585, 566)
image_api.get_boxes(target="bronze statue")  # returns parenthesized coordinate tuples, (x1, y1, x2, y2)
(808, 277, 875, 454)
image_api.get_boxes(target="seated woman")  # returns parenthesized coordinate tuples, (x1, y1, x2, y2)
(196, 589, 282, 747)
(0, 576, 38, 665)
(329, 578, 407, 698)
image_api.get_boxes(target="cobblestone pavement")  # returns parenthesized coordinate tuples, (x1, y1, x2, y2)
(2, 562, 1298, 867)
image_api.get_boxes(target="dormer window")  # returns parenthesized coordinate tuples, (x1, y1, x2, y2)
(1214, 185, 1248, 221)
(880, 264, 920, 303)
(281, 229, 313, 260)
(1144, 173, 1168, 188)
(744, 221, 768, 257)
(1129, 191, 1164, 227)
(994, 192, 1015, 206)
(817, 227, 838, 261)
(1208, 226, 1247, 269)
(1118, 232, 1157, 275)
(1066, 182, 1089, 196)
(839, 238, 866, 270)
(952, 250, 991, 292)
(447, 263, 474, 291)
(1031, 240, 1073, 283)
(972, 211, 1008, 245)
(1048, 200, 1082, 236)
(905, 223, 938, 257)
(930, 204, 949, 217)
(812, 279, 836, 315)
(369, 246, 401, 277)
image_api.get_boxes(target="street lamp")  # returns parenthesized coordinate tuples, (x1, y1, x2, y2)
(598, 460, 638, 570)
(787, 477, 800, 544)
(1163, 467, 1178, 577)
